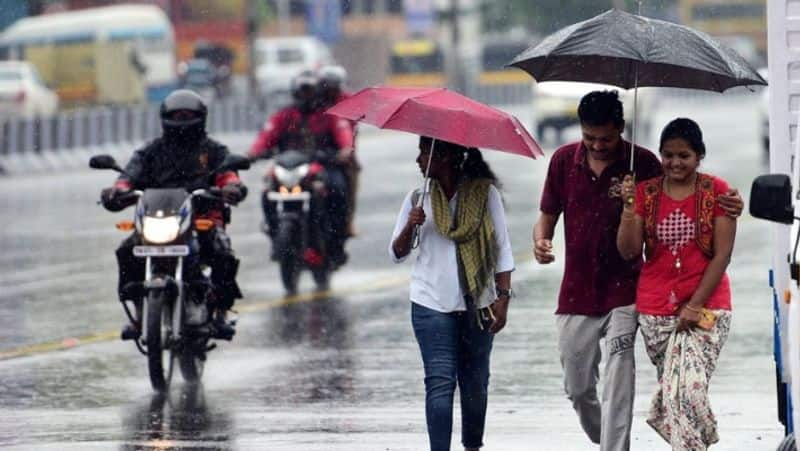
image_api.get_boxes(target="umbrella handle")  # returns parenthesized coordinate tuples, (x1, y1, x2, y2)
(412, 139, 436, 250)
(411, 184, 427, 249)
(623, 173, 636, 206)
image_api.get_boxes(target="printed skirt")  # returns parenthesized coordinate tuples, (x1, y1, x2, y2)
(639, 311, 732, 451)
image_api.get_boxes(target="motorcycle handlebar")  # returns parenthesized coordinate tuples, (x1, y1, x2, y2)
(190, 187, 234, 205)
(98, 189, 143, 211)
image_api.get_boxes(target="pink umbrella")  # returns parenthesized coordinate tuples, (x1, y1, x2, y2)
(327, 86, 544, 247)
(325, 86, 544, 159)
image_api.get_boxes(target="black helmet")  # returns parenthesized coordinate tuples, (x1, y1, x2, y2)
(318, 65, 347, 106)
(160, 89, 208, 147)
(290, 70, 319, 113)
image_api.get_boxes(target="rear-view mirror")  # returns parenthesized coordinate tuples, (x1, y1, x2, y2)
(750, 174, 795, 224)
(89, 154, 120, 171)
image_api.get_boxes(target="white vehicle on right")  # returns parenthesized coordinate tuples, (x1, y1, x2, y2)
(530, 81, 655, 145)
(749, 1, 800, 449)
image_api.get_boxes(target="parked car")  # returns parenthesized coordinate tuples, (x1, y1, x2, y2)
(0, 61, 58, 119)
(254, 36, 334, 108)
(530, 81, 655, 145)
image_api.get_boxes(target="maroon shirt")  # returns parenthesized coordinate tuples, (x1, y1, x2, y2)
(540, 140, 662, 316)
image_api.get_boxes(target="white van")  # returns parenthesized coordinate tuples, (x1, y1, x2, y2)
(254, 36, 334, 107)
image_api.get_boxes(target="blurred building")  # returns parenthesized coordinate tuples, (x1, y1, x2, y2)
(37, 0, 484, 92)
(263, 1, 415, 89)
(264, 0, 481, 91)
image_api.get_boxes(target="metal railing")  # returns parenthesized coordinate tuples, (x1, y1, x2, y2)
(0, 98, 267, 157)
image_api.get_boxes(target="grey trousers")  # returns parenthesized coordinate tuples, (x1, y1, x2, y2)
(556, 304, 637, 451)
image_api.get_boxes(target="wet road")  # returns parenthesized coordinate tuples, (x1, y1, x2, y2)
(0, 95, 785, 450)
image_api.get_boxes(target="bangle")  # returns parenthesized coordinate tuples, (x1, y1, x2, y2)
(683, 304, 702, 313)
(620, 210, 636, 221)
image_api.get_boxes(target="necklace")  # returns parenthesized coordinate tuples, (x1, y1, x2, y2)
(662, 174, 697, 306)
(668, 246, 683, 305)
(672, 247, 682, 270)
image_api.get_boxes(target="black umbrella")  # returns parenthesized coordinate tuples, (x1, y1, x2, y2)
(508, 8, 767, 170)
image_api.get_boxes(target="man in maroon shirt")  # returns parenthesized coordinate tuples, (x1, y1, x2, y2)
(532, 91, 742, 451)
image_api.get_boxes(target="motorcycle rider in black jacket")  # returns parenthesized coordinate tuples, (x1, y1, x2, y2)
(100, 90, 247, 340)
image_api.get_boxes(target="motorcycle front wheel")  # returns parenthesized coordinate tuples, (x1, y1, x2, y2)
(179, 349, 205, 384)
(145, 290, 174, 391)
(275, 222, 301, 295)
(312, 267, 330, 291)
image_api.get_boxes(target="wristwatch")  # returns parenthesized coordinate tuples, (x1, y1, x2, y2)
(496, 287, 513, 299)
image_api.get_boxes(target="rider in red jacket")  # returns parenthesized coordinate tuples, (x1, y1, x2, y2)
(249, 71, 353, 266)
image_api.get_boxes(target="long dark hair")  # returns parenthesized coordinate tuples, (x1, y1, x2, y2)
(659, 117, 706, 157)
(419, 136, 500, 185)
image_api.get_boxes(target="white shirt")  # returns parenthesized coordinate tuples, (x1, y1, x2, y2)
(389, 183, 515, 313)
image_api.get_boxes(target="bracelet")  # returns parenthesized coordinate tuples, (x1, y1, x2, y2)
(620, 210, 636, 221)
(683, 304, 702, 313)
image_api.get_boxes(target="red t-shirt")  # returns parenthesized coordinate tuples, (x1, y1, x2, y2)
(248, 106, 354, 159)
(634, 175, 732, 315)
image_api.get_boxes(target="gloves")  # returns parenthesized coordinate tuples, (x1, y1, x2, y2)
(100, 186, 132, 212)
(221, 184, 244, 205)
(100, 187, 119, 204)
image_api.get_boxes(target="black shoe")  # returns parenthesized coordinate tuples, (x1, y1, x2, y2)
(212, 317, 236, 340)
(330, 250, 348, 268)
(120, 323, 140, 341)
(328, 242, 348, 268)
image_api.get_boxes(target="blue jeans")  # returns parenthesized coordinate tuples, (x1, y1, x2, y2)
(411, 302, 494, 451)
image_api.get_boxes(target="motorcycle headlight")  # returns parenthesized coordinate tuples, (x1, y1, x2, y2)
(274, 164, 310, 188)
(142, 216, 181, 244)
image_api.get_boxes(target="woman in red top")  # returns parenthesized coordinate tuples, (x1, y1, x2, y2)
(616, 118, 737, 451)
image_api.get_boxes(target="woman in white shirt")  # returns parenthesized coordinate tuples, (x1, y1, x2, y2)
(390, 136, 514, 451)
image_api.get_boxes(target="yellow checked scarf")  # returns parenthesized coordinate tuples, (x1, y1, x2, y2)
(430, 178, 497, 306)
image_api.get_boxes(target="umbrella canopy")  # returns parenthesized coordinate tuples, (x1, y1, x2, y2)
(507, 9, 766, 92)
(325, 86, 544, 159)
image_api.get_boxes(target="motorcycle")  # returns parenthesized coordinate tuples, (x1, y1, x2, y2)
(90, 153, 250, 391)
(262, 149, 340, 294)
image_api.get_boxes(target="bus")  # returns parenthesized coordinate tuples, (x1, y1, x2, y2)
(386, 38, 446, 87)
(0, 4, 177, 104)
(678, 0, 766, 61)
